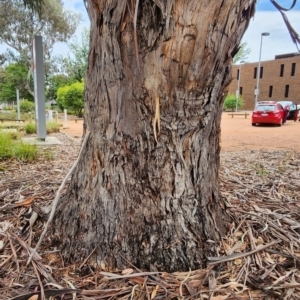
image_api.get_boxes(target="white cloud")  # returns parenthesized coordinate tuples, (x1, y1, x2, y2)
(241, 10, 300, 63)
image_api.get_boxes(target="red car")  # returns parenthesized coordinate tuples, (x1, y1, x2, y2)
(252, 101, 284, 126)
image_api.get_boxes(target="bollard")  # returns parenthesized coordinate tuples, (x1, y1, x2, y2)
(63, 109, 68, 128)
(48, 110, 53, 121)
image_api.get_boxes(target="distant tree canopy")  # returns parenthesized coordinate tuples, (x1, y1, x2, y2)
(233, 42, 251, 64)
(21, 0, 43, 13)
(59, 27, 90, 82)
(0, 0, 80, 95)
(46, 74, 73, 102)
(0, 63, 33, 101)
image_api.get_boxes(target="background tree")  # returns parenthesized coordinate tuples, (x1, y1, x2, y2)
(0, 67, 6, 100)
(59, 27, 90, 82)
(0, 62, 33, 101)
(46, 74, 72, 102)
(21, 0, 43, 13)
(0, 0, 80, 94)
(233, 41, 251, 64)
(223, 93, 245, 111)
(56, 81, 84, 116)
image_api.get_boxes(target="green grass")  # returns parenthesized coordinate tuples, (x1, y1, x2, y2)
(46, 122, 60, 134)
(24, 122, 36, 134)
(0, 131, 49, 162)
(39, 148, 54, 161)
(24, 121, 61, 135)
(0, 122, 24, 130)
(0, 133, 13, 160)
(0, 111, 33, 121)
(13, 142, 38, 162)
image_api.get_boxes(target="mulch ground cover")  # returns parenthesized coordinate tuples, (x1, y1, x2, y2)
(1, 134, 300, 299)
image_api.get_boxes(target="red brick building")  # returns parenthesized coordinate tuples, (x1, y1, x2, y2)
(227, 53, 300, 110)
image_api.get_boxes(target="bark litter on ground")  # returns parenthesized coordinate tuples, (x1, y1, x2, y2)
(1, 136, 300, 299)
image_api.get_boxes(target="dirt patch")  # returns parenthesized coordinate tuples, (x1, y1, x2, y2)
(60, 113, 300, 152)
(221, 112, 300, 151)
(59, 119, 84, 139)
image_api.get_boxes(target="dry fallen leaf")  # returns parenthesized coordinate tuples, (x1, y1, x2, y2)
(15, 196, 37, 207)
(122, 268, 134, 275)
(234, 258, 243, 265)
(0, 240, 4, 251)
(211, 294, 230, 300)
(151, 285, 159, 299)
(130, 277, 145, 285)
(209, 273, 217, 290)
(189, 279, 202, 289)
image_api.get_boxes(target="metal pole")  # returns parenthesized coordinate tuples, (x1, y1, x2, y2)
(33, 35, 47, 140)
(254, 35, 263, 109)
(254, 32, 270, 109)
(236, 63, 242, 112)
(16, 89, 20, 121)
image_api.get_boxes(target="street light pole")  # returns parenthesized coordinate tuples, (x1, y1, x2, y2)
(236, 60, 245, 112)
(254, 32, 270, 109)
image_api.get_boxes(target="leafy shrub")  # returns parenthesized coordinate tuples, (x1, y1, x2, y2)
(25, 123, 36, 134)
(223, 93, 244, 111)
(19, 100, 35, 113)
(57, 81, 84, 117)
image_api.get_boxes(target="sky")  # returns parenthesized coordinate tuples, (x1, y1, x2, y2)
(241, 0, 300, 63)
(58, 0, 300, 63)
(1, 1, 300, 64)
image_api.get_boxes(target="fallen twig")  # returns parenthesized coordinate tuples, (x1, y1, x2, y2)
(207, 239, 281, 265)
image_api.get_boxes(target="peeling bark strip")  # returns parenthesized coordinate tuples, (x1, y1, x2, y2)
(55, 0, 256, 272)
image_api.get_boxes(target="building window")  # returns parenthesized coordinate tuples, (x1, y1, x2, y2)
(269, 86, 273, 98)
(254, 67, 257, 79)
(260, 67, 263, 79)
(291, 63, 296, 76)
(237, 69, 240, 80)
(239, 87, 243, 95)
(285, 85, 289, 98)
(280, 64, 284, 77)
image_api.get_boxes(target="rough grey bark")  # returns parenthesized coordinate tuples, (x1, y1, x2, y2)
(55, 0, 255, 272)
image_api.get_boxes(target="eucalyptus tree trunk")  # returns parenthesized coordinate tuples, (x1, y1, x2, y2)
(55, 0, 255, 272)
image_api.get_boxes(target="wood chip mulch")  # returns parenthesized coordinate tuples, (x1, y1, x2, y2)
(1, 135, 300, 299)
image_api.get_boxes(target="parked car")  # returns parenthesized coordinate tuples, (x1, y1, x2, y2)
(252, 101, 284, 126)
(276, 100, 298, 120)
